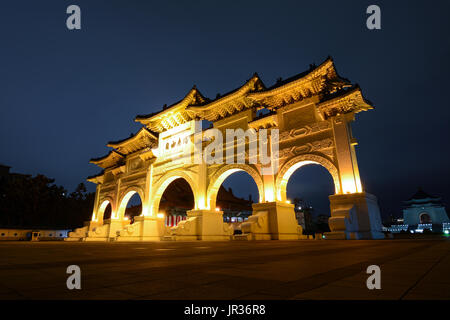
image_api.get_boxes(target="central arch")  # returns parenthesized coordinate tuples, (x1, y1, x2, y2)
(276, 154, 340, 202)
(207, 164, 264, 210)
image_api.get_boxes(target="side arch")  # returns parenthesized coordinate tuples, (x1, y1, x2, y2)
(116, 186, 145, 220)
(275, 154, 340, 202)
(207, 164, 264, 210)
(93, 196, 115, 222)
(151, 170, 198, 216)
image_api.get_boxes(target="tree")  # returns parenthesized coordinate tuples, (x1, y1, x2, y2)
(0, 173, 94, 229)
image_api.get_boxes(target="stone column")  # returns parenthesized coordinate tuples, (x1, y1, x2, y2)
(112, 176, 122, 219)
(87, 184, 103, 235)
(331, 113, 362, 194)
(90, 184, 102, 226)
(197, 162, 208, 210)
(142, 162, 153, 217)
(325, 113, 384, 239)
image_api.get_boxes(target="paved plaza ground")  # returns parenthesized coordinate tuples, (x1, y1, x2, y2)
(0, 239, 449, 300)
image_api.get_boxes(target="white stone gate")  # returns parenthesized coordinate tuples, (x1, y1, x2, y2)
(67, 57, 384, 242)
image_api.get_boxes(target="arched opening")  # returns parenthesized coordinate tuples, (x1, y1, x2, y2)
(420, 212, 432, 224)
(124, 193, 142, 224)
(217, 171, 258, 233)
(207, 165, 264, 211)
(276, 157, 339, 202)
(158, 178, 195, 227)
(97, 200, 112, 221)
(281, 163, 335, 236)
(117, 190, 144, 221)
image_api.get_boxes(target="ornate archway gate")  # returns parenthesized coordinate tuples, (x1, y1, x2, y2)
(66, 57, 384, 242)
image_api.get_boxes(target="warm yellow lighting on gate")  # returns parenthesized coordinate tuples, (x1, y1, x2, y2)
(141, 204, 150, 217)
(342, 177, 357, 194)
(156, 213, 165, 219)
(197, 196, 207, 210)
(286, 200, 291, 204)
(215, 207, 220, 212)
(123, 216, 129, 221)
(264, 186, 274, 202)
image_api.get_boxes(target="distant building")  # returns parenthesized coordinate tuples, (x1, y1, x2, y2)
(218, 187, 253, 223)
(395, 217, 404, 224)
(293, 200, 315, 235)
(0, 164, 11, 177)
(385, 188, 449, 233)
(403, 188, 449, 225)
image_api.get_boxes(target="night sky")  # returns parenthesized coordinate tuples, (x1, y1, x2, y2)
(1, 1, 449, 219)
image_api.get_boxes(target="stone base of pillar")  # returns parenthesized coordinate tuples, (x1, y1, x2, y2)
(65, 221, 91, 241)
(170, 209, 233, 241)
(324, 192, 385, 240)
(241, 202, 303, 240)
(84, 219, 130, 241)
(116, 216, 166, 241)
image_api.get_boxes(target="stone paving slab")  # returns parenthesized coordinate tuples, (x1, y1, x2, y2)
(0, 239, 448, 300)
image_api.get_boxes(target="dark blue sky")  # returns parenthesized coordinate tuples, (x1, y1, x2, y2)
(1, 1, 449, 218)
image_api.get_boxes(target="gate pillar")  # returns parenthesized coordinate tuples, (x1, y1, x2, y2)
(241, 202, 303, 240)
(170, 209, 233, 241)
(325, 192, 384, 239)
(85, 219, 130, 241)
(116, 216, 166, 241)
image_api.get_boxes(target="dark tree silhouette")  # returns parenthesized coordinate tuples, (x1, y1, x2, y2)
(0, 173, 94, 229)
